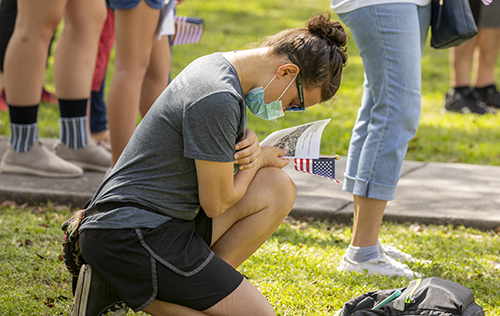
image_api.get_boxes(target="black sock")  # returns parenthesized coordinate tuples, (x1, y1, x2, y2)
(452, 86, 470, 94)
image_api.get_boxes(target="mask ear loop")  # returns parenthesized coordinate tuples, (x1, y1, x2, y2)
(276, 75, 298, 101)
(263, 75, 277, 91)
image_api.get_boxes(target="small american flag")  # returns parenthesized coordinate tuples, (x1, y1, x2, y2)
(294, 157, 339, 183)
(482, 0, 493, 5)
(172, 16, 205, 46)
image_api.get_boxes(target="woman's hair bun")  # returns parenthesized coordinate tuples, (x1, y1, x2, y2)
(307, 11, 347, 50)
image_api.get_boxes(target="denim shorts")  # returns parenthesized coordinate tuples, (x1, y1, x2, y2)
(108, 0, 163, 10)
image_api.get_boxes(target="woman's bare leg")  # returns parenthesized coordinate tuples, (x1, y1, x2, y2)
(143, 276, 275, 316)
(107, 0, 160, 166)
(139, 35, 171, 117)
(211, 167, 296, 268)
(53, 0, 106, 99)
(4, 0, 65, 105)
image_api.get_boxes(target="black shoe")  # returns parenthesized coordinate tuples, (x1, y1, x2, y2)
(71, 264, 129, 316)
(444, 88, 496, 115)
(473, 85, 500, 109)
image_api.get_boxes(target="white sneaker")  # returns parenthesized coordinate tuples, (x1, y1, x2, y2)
(0, 140, 83, 178)
(53, 141, 111, 172)
(378, 241, 432, 264)
(337, 254, 419, 278)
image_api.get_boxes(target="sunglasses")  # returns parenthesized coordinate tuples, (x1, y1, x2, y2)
(287, 53, 305, 112)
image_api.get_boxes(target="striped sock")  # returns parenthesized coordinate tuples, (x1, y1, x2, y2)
(10, 122, 38, 153)
(59, 99, 88, 150)
(59, 116, 88, 149)
(8, 104, 39, 153)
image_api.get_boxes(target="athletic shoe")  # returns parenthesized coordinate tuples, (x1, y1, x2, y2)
(378, 241, 431, 264)
(0, 89, 7, 112)
(473, 85, 500, 109)
(444, 88, 495, 115)
(41, 87, 58, 105)
(53, 141, 111, 172)
(0, 140, 83, 177)
(337, 254, 419, 278)
(71, 264, 128, 316)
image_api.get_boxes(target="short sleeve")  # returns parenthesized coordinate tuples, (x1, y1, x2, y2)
(183, 92, 242, 162)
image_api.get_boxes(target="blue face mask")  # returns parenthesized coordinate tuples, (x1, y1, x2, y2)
(245, 74, 297, 121)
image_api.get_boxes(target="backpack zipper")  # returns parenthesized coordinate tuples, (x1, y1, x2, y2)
(405, 278, 422, 304)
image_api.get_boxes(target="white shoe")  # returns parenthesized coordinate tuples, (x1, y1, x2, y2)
(0, 140, 83, 178)
(337, 254, 419, 278)
(53, 141, 111, 172)
(378, 241, 432, 264)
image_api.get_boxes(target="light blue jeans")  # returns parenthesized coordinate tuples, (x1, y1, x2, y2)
(338, 3, 431, 201)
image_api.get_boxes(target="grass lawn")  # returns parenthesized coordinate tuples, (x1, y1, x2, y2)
(0, 204, 499, 315)
(1, 0, 499, 315)
(1, 0, 500, 166)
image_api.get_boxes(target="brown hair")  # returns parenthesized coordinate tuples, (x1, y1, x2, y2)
(261, 11, 348, 102)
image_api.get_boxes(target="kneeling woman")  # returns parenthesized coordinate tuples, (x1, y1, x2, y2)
(72, 12, 348, 316)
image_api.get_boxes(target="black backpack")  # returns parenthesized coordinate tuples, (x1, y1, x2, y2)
(334, 277, 484, 316)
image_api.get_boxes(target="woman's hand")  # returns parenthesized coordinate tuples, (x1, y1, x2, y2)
(234, 129, 261, 170)
(259, 146, 289, 169)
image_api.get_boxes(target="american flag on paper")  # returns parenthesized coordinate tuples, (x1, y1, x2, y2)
(294, 157, 339, 183)
(172, 16, 205, 46)
(482, 0, 492, 5)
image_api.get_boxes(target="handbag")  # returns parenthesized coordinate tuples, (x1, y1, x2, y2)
(430, 0, 478, 49)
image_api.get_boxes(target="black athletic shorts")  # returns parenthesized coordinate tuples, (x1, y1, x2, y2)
(79, 209, 244, 312)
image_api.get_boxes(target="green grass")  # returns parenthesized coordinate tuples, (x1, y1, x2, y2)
(1, 204, 499, 315)
(1, 0, 500, 166)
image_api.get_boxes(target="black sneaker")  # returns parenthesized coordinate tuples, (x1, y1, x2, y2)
(473, 85, 500, 109)
(71, 264, 129, 316)
(444, 88, 496, 115)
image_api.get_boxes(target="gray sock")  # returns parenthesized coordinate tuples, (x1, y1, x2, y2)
(346, 244, 380, 263)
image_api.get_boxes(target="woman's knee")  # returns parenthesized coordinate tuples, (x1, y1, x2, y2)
(258, 167, 297, 210)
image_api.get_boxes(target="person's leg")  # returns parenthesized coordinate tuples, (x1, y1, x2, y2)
(211, 167, 296, 268)
(49, 0, 111, 172)
(107, 0, 161, 166)
(472, 25, 500, 109)
(139, 34, 171, 117)
(143, 278, 276, 316)
(474, 28, 500, 87)
(142, 167, 294, 315)
(445, 37, 493, 114)
(449, 38, 477, 88)
(4, 0, 64, 106)
(336, 3, 430, 276)
(0, 0, 83, 177)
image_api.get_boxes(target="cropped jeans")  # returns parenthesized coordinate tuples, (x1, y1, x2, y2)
(338, 3, 431, 201)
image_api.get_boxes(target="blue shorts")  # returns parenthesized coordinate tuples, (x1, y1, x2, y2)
(109, 0, 163, 10)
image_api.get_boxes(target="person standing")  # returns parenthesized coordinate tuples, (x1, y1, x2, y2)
(330, 0, 431, 277)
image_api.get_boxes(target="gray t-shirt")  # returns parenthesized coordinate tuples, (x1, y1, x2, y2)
(81, 53, 246, 231)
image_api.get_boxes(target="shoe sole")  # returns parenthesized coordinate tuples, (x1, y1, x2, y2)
(71, 264, 92, 316)
(0, 163, 82, 178)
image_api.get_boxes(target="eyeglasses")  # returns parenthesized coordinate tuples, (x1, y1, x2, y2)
(287, 53, 305, 112)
